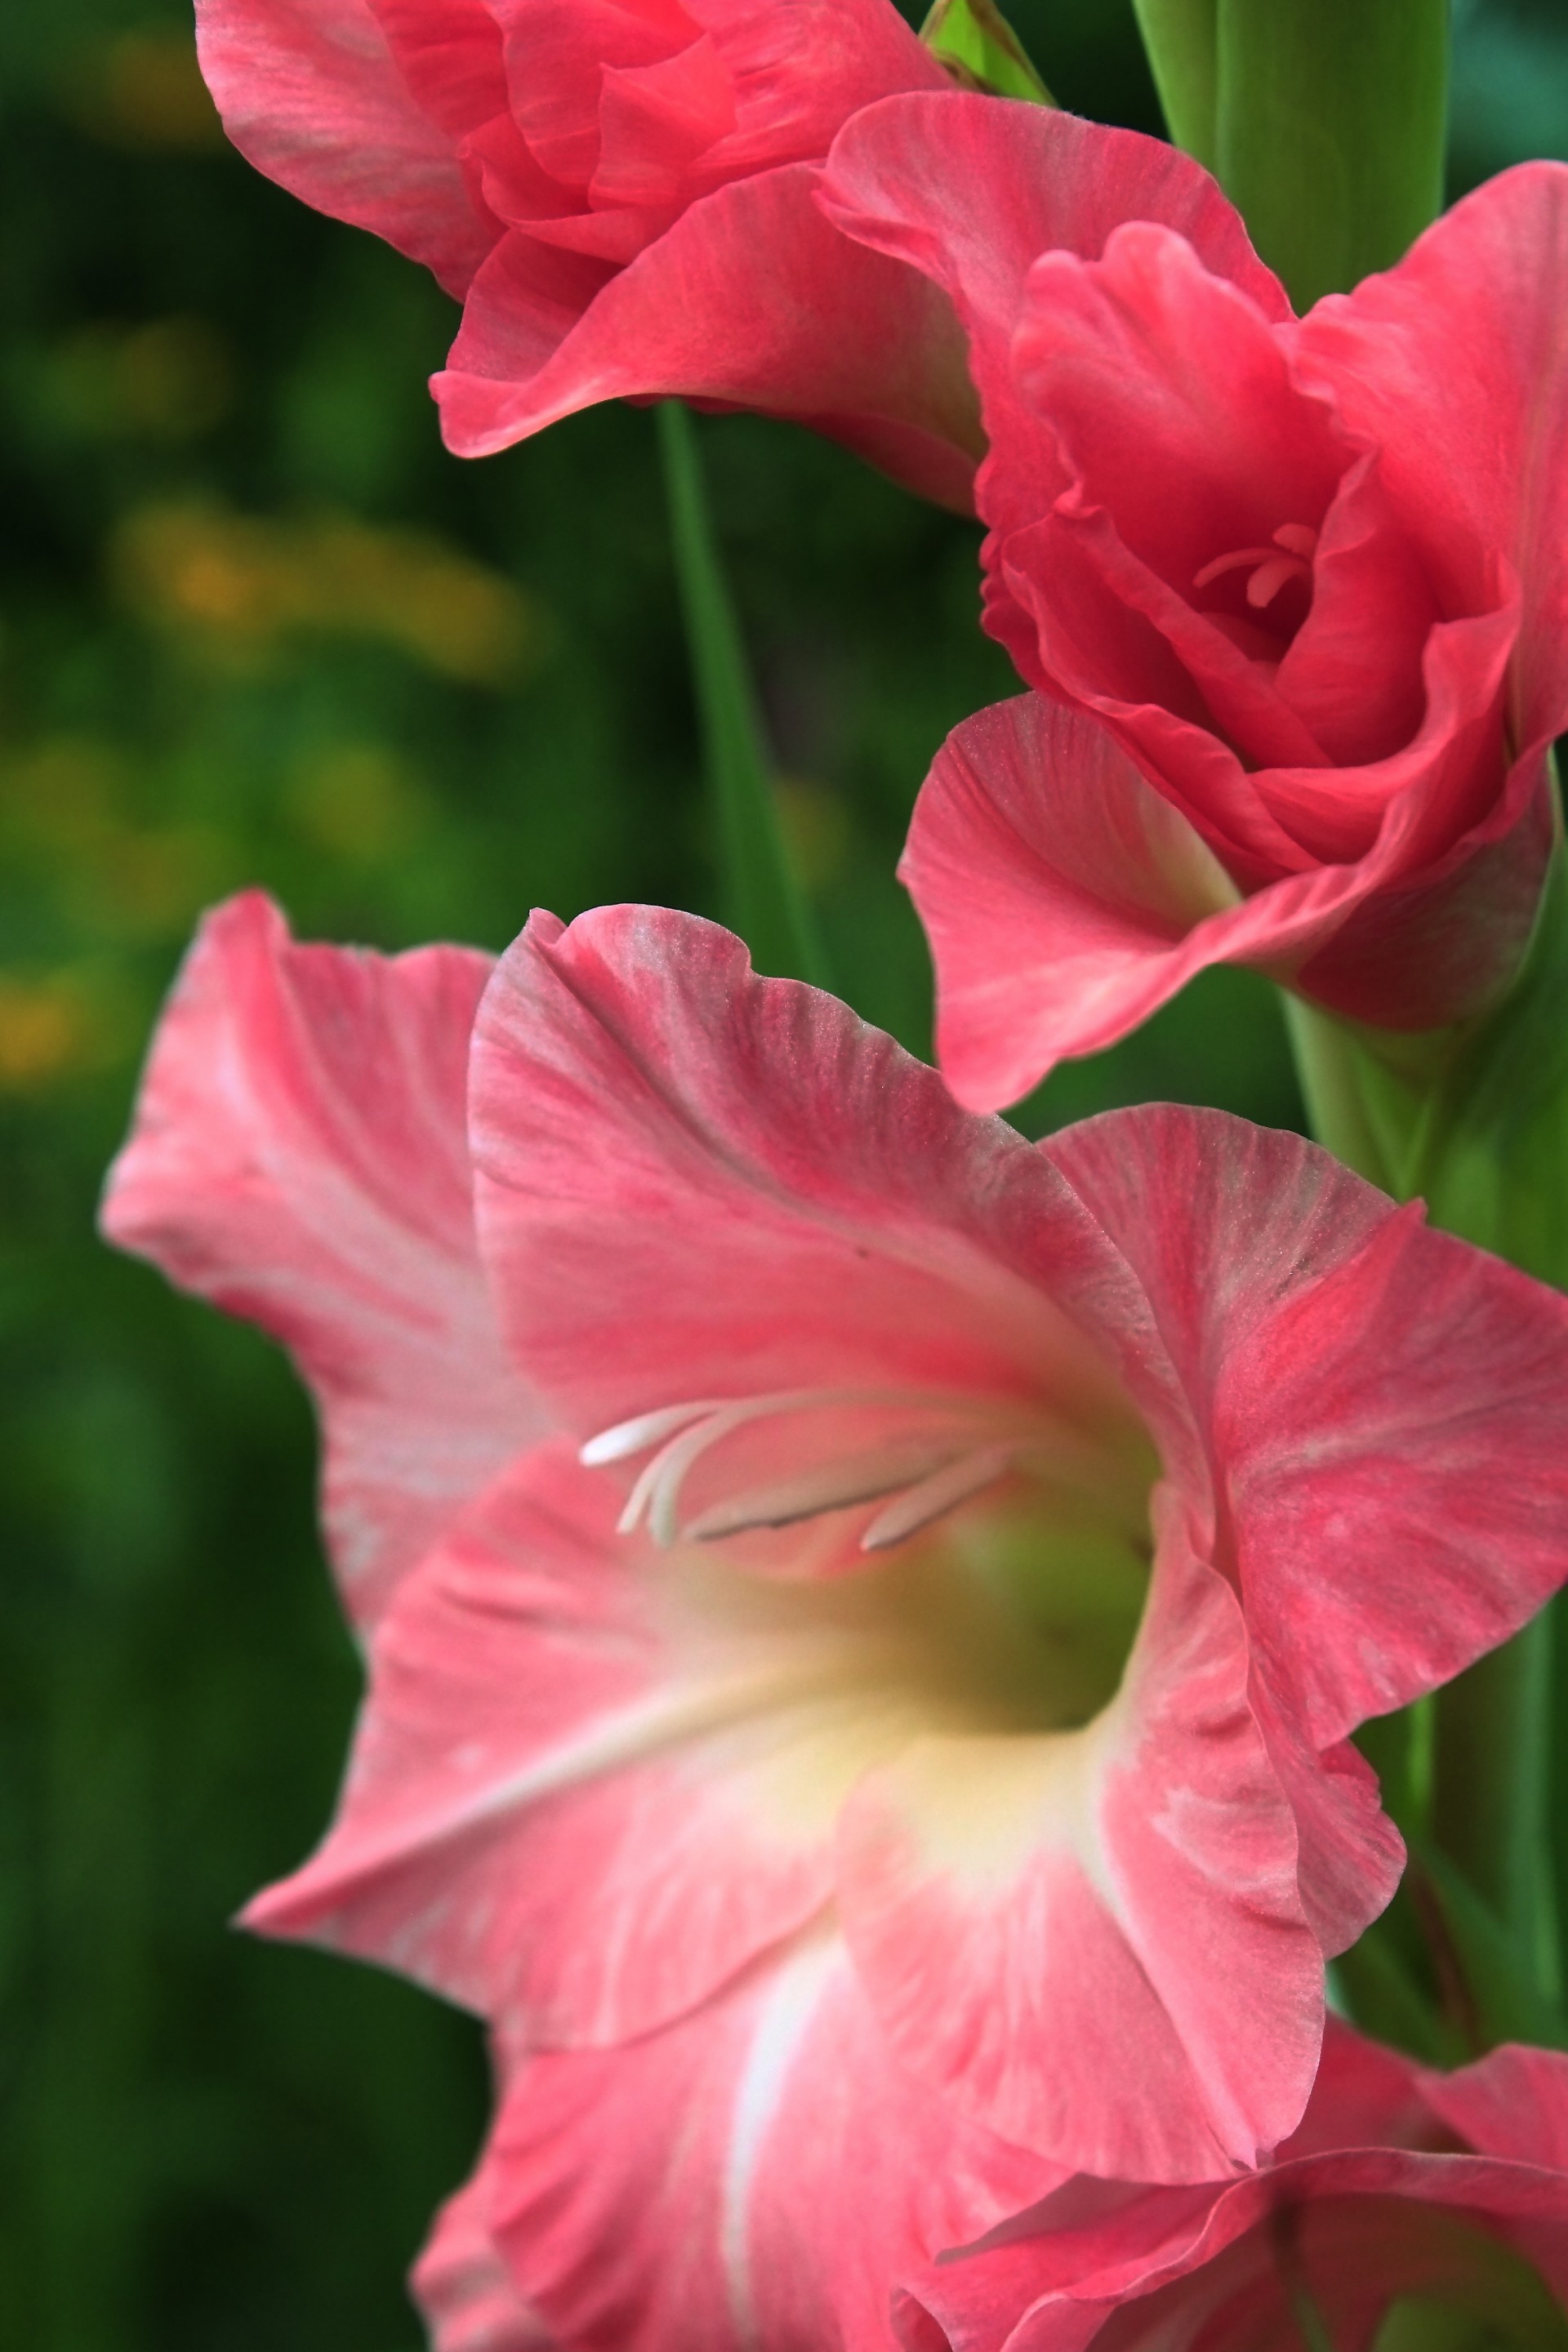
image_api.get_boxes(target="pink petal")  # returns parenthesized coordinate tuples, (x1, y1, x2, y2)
(1045, 1106, 1568, 1752)
(99, 892, 540, 1631)
(819, 94, 1287, 544)
(906, 615, 1546, 1111)
(484, 1936, 1059, 2352)
(1290, 162, 1568, 763)
(243, 1439, 935, 2038)
(434, 163, 982, 511)
(194, 0, 503, 297)
(1423, 2043, 1568, 2174)
(835, 1491, 1321, 2182)
(469, 905, 1136, 1480)
(412, 2165, 555, 2352)
(1010, 225, 1343, 640)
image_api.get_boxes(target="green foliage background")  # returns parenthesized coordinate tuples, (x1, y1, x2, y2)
(2, 1, 1564, 2343)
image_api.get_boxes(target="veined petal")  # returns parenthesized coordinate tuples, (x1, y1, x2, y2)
(99, 891, 541, 1631)
(242, 1441, 972, 2038)
(470, 905, 1143, 1512)
(483, 1935, 1059, 2352)
(836, 1492, 1320, 2183)
(1044, 1106, 1568, 1747)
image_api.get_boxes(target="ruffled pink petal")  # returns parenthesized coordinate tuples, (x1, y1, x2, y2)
(99, 892, 539, 1631)
(1290, 161, 1568, 760)
(836, 1489, 1321, 2182)
(194, 0, 502, 297)
(243, 1438, 947, 2038)
(819, 95, 1287, 546)
(434, 163, 982, 510)
(1010, 225, 1343, 633)
(412, 2165, 555, 2352)
(907, 621, 1546, 1111)
(485, 1936, 1059, 2352)
(1044, 1106, 1568, 1756)
(469, 904, 1135, 1466)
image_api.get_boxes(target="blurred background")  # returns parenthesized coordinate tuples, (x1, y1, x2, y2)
(2, 1, 1564, 2343)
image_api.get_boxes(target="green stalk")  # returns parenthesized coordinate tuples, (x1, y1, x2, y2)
(1214, 0, 1449, 307)
(657, 402, 829, 987)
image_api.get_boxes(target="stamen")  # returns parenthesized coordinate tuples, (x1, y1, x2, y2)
(682, 1441, 962, 1543)
(581, 1400, 719, 1467)
(1192, 521, 1319, 612)
(581, 1385, 1015, 1553)
(861, 1444, 1017, 1552)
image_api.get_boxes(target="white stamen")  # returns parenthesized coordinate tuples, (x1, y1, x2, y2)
(585, 1384, 998, 1551)
(581, 1399, 719, 1467)
(681, 1441, 961, 1544)
(860, 1443, 1017, 1552)
(1244, 552, 1304, 610)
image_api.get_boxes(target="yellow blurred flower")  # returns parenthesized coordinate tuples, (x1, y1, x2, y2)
(109, 501, 546, 686)
(45, 318, 234, 442)
(65, 29, 227, 153)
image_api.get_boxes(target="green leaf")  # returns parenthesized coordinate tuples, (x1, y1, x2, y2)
(657, 402, 829, 989)
(1214, 0, 1449, 307)
(1131, 0, 1218, 169)
(919, 0, 1053, 104)
(1408, 1839, 1567, 2056)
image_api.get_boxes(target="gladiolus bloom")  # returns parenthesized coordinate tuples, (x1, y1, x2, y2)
(895, 2026, 1568, 2352)
(103, 893, 1568, 2277)
(192, 0, 985, 504)
(822, 101, 1568, 1106)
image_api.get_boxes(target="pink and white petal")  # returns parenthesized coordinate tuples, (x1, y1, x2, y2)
(837, 1490, 1320, 2183)
(99, 892, 537, 1631)
(434, 166, 982, 510)
(1045, 1104, 1568, 1746)
(1290, 161, 1568, 756)
(194, 0, 500, 296)
(488, 1935, 1060, 2352)
(819, 96, 1287, 544)
(413, 2165, 556, 2352)
(470, 903, 1138, 1466)
(243, 1441, 942, 2039)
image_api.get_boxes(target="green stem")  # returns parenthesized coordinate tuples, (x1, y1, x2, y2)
(1214, 0, 1450, 308)
(657, 402, 829, 988)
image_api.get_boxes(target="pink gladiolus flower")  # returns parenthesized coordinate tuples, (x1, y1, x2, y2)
(822, 100, 1568, 1107)
(104, 892, 1568, 2266)
(192, 0, 985, 505)
(894, 2025, 1568, 2351)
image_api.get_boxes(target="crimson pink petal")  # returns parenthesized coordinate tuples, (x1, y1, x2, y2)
(194, 0, 501, 297)
(1290, 162, 1568, 759)
(484, 1937, 1058, 2352)
(99, 891, 540, 1631)
(433, 164, 982, 510)
(819, 95, 1286, 545)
